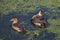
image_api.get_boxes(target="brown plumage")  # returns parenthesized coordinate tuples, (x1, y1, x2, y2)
(10, 17, 26, 33)
(31, 10, 46, 28)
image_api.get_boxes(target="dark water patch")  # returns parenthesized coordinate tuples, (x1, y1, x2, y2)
(57, 7, 60, 10)
(0, 0, 3, 2)
(33, 30, 57, 40)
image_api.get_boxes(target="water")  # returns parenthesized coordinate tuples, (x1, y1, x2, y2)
(0, 8, 59, 40)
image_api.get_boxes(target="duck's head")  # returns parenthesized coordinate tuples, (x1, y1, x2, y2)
(10, 17, 18, 24)
(38, 10, 44, 16)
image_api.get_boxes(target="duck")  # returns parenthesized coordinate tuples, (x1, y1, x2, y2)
(31, 10, 46, 28)
(10, 17, 26, 33)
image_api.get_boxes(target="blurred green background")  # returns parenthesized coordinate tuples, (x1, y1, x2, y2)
(0, 0, 60, 40)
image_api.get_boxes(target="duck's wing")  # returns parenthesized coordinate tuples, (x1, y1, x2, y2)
(12, 23, 18, 27)
(32, 19, 42, 23)
(18, 22, 24, 29)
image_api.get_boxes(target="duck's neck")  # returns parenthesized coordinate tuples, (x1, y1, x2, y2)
(38, 13, 43, 17)
(38, 11, 43, 16)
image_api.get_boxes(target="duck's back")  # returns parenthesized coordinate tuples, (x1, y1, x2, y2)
(12, 22, 24, 29)
(31, 15, 44, 23)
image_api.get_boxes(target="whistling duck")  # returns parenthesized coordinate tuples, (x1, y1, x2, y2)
(10, 17, 26, 33)
(31, 10, 46, 28)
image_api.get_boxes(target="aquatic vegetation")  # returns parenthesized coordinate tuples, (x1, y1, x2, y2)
(0, 0, 60, 15)
(0, 0, 60, 40)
